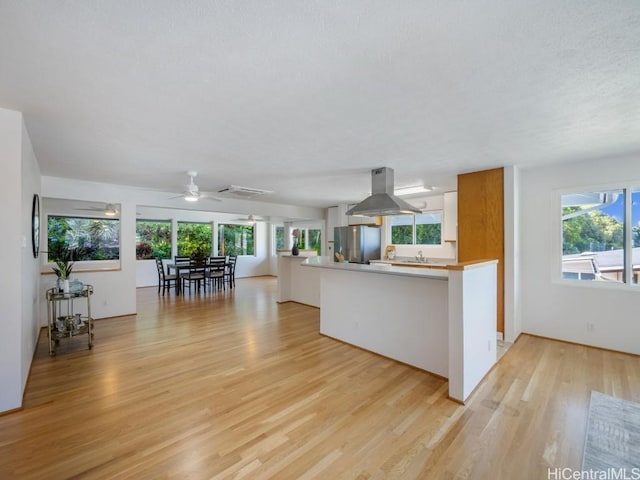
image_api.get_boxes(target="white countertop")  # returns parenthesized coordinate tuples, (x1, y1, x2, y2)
(301, 256, 448, 280)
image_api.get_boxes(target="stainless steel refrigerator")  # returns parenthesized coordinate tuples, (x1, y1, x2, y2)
(334, 226, 381, 263)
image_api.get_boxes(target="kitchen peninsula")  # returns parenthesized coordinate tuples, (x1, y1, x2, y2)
(279, 256, 498, 404)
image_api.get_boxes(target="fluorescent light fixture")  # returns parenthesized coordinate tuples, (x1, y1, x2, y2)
(394, 185, 432, 196)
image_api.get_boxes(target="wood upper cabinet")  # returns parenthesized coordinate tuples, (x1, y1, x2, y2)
(457, 167, 504, 333)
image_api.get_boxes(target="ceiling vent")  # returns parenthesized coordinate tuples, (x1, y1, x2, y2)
(217, 185, 273, 198)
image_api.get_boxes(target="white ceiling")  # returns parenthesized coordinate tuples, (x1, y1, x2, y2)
(1, 1, 639, 208)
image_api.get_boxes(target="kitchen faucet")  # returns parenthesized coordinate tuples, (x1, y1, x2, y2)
(416, 250, 425, 262)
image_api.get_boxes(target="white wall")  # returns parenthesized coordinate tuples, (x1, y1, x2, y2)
(20, 119, 41, 393)
(520, 154, 640, 354)
(503, 166, 521, 342)
(40, 191, 138, 322)
(41, 176, 324, 320)
(0, 108, 24, 412)
(0, 107, 41, 413)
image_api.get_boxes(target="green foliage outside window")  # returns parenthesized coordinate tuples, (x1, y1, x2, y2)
(308, 229, 322, 254)
(391, 213, 442, 245)
(391, 224, 413, 244)
(275, 226, 285, 251)
(562, 207, 626, 254)
(218, 224, 255, 256)
(415, 213, 442, 245)
(48, 216, 120, 261)
(177, 222, 212, 257)
(136, 220, 172, 259)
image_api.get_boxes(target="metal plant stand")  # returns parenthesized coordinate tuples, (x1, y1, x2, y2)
(46, 285, 94, 356)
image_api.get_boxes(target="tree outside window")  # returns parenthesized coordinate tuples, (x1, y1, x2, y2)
(308, 228, 322, 254)
(218, 224, 255, 256)
(177, 222, 212, 257)
(415, 213, 442, 245)
(391, 213, 442, 245)
(48, 215, 120, 261)
(561, 189, 640, 283)
(274, 226, 284, 253)
(136, 220, 171, 259)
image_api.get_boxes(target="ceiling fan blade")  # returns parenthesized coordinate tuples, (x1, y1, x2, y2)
(201, 194, 222, 202)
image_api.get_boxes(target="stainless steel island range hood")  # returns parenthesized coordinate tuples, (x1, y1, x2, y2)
(346, 167, 422, 216)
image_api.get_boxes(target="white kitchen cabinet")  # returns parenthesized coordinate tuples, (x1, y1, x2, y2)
(327, 205, 349, 242)
(443, 191, 457, 242)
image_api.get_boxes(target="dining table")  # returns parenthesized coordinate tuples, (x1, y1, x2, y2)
(166, 259, 227, 295)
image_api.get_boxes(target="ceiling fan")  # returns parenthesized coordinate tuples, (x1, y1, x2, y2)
(171, 171, 222, 202)
(74, 203, 120, 216)
(232, 214, 267, 224)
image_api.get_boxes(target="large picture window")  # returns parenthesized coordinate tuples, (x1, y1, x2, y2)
(136, 220, 172, 259)
(218, 224, 255, 256)
(561, 189, 640, 284)
(48, 215, 120, 261)
(391, 213, 442, 245)
(177, 222, 212, 257)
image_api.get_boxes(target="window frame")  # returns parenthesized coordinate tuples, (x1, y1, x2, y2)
(217, 222, 256, 257)
(45, 213, 122, 272)
(273, 225, 285, 255)
(555, 183, 639, 290)
(390, 210, 443, 246)
(177, 221, 214, 258)
(136, 219, 172, 260)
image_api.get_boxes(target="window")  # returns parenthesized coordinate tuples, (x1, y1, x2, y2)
(274, 226, 285, 254)
(136, 220, 172, 260)
(218, 224, 255, 256)
(307, 228, 322, 255)
(561, 189, 640, 284)
(177, 222, 212, 257)
(48, 215, 120, 261)
(391, 213, 442, 245)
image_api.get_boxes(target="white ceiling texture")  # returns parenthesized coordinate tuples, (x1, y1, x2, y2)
(1, 1, 639, 208)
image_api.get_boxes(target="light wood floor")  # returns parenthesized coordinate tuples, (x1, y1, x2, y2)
(2, 277, 639, 479)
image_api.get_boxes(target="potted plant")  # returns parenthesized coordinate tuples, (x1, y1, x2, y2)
(52, 252, 74, 293)
(291, 229, 300, 256)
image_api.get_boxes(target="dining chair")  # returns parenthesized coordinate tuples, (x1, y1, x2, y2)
(174, 255, 191, 263)
(207, 256, 226, 291)
(181, 257, 207, 294)
(224, 255, 237, 289)
(155, 257, 178, 296)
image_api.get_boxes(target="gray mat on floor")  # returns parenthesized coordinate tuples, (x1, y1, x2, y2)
(582, 391, 640, 469)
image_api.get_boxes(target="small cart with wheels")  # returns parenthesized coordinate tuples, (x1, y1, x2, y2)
(46, 284, 94, 356)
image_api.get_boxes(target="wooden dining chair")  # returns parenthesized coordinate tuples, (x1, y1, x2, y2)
(155, 257, 178, 296)
(181, 257, 207, 294)
(224, 255, 237, 289)
(207, 256, 226, 291)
